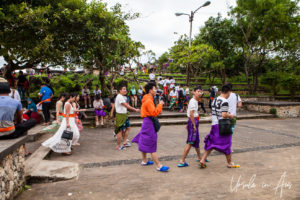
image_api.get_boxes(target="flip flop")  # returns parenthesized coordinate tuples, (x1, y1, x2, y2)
(227, 163, 240, 168)
(141, 161, 154, 166)
(157, 166, 169, 172)
(196, 159, 210, 163)
(177, 162, 189, 167)
(199, 162, 207, 169)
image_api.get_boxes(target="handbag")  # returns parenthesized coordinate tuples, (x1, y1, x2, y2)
(150, 117, 161, 133)
(61, 129, 73, 146)
(218, 119, 233, 136)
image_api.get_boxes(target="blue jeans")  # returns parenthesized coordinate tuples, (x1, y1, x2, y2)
(17, 86, 25, 100)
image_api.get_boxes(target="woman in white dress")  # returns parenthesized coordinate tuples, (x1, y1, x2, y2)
(42, 93, 80, 155)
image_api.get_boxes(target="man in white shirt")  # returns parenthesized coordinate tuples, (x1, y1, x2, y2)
(115, 85, 140, 150)
(226, 83, 242, 133)
(178, 86, 203, 167)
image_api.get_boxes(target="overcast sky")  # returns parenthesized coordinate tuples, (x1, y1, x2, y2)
(104, 0, 237, 62)
(0, 0, 236, 66)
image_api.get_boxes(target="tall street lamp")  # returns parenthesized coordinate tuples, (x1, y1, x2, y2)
(175, 1, 211, 86)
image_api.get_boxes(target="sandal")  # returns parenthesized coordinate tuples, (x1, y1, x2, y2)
(62, 152, 72, 156)
(227, 163, 240, 168)
(199, 162, 207, 169)
(196, 159, 210, 163)
(177, 162, 189, 167)
(141, 161, 154, 166)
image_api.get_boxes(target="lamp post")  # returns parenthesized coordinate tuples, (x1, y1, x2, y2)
(175, 1, 211, 86)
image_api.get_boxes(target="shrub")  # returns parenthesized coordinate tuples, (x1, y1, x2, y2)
(269, 108, 277, 115)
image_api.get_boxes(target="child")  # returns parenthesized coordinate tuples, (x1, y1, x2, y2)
(93, 95, 105, 126)
(178, 86, 204, 167)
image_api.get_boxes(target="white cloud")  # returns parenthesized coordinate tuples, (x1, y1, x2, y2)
(0, 0, 236, 66)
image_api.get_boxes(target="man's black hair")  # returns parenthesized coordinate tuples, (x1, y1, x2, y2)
(193, 86, 202, 91)
(145, 82, 156, 94)
(221, 85, 231, 94)
(0, 78, 10, 94)
(118, 85, 127, 91)
(225, 83, 233, 91)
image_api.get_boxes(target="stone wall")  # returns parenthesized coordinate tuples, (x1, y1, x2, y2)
(243, 102, 300, 118)
(0, 145, 25, 200)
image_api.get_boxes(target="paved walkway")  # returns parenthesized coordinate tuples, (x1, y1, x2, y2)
(19, 118, 300, 199)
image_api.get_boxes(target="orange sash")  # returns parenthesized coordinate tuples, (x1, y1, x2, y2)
(62, 114, 76, 118)
(0, 126, 15, 132)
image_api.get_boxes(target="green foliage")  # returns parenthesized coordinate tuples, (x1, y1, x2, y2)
(260, 71, 282, 95)
(281, 74, 300, 96)
(269, 108, 277, 115)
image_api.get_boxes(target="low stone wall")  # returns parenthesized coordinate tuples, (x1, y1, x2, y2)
(0, 137, 27, 200)
(243, 102, 300, 118)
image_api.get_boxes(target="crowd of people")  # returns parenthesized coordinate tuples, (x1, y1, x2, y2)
(0, 69, 242, 172)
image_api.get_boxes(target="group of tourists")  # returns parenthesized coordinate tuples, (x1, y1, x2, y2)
(112, 82, 242, 172)
(0, 72, 242, 173)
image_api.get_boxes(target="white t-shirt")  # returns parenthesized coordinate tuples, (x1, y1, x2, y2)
(115, 94, 127, 114)
(82, 88, 90, 96)
(169, 90, 178, 98)
(9, 89, 21, 102)
(185, 88, 190, 95)
(187, 98, 199, 118)
(211, 96, 229, 125)
(94, 89, 102, 96)
(228, 92, 242, 116)
(163, 79, 170, 87)
(93, 99, 104, 109)
(158, 80, 165, 86)
(149, 73, 155, 80)
(138, 89, 143, 95)
(175, 86, 180, 92)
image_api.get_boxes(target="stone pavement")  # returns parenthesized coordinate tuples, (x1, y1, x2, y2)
(19, 118, 300, 199)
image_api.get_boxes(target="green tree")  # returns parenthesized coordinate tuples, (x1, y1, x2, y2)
(230, 0, 299, 94)
(195, 14, 236, 84)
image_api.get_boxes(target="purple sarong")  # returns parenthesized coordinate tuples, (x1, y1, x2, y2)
(204, 124, 232, 155)
(187, 118, 200, 148)
(132, 117, 157, 153)
(94, 109, 105, 117)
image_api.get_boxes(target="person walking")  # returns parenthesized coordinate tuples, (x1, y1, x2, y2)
(114, 85, 140, 150)
(200, 85, 240, 169)
(42, 93, 80, 155)
(132, 82, 169, 172)
(226, 83, 242, 133)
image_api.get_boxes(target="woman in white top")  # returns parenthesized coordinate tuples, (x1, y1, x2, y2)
(42, 93, 80, 155)
(93, 95, 105, 126)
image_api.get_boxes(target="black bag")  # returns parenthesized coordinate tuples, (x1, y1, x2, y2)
(61, 129, 73, 140)
(218, 119, 233, 136)
(150, 117, 161, 132)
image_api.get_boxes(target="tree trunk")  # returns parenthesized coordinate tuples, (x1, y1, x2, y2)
(221, 68, 227, 85)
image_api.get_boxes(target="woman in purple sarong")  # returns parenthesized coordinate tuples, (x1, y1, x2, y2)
(132, 82, 169, 172)
(93, 95, 105, 127)
(200, 85, 240, 169)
